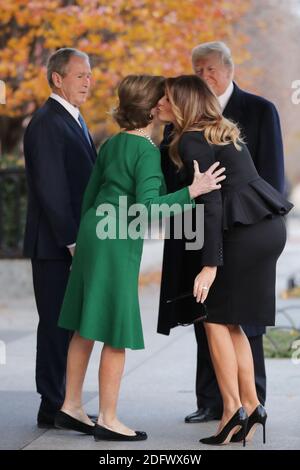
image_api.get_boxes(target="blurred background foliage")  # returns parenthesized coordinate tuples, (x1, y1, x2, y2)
(2, 0, 300, 181)
(0, 0, 251, 256)
(0, 0, 250, 156)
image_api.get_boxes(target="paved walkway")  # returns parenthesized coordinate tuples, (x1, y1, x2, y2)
(0, 218, 300, 450)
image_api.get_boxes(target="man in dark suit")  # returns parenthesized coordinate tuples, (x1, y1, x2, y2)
(160, 41, 285, 423)
(23, 48, 97, 427)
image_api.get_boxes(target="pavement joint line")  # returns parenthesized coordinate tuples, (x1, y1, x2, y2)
(20, 430, 49, 450)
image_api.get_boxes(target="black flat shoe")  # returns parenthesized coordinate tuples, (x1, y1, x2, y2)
(200, 407, 248, 446)
(55, 410, 95, 435)
(185, 407, 222, 423)
(231, 404, 267, 443)
(94, 424, 147, 441)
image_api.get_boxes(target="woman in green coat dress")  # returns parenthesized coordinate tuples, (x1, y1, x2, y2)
(55, 75, 226, 441)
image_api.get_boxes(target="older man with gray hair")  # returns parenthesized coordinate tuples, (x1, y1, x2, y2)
(23, 48, 97, 427)
(183, 41, 285, 424)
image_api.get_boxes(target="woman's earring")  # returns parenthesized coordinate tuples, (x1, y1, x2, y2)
(149, 113, 153, 120)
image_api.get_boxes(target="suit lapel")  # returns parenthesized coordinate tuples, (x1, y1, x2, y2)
(223, 83, 251, 146)
(47, 98, 97, 163)
(223, 82, 244, 123)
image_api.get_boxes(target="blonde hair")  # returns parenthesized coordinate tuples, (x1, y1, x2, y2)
(165, 75, 242, 169)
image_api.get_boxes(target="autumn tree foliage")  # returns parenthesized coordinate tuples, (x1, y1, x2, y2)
(0, 0, 249, 154)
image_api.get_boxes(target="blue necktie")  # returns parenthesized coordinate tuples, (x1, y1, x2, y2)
(78, 114, 92, 147)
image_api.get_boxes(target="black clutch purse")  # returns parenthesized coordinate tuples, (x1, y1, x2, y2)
(166, 291, 208, 326)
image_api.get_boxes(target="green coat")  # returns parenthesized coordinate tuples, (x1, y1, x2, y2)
(58, 132, 193, 349)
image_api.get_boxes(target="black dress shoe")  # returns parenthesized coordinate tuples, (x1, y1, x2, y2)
(94, 424, 147, 442)
(185, 407, 222, 423)
(37, 409, 56, 429)
(55, 410, 95, 435)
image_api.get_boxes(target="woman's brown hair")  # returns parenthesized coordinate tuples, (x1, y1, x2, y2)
(113, 75, 165, 130)
(165, 75, 242, 169)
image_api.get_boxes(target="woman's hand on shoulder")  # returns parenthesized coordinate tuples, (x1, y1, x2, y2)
(188, 161, 225, 199)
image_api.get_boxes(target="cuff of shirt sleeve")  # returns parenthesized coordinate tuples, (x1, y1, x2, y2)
(66, 243, 76, 249)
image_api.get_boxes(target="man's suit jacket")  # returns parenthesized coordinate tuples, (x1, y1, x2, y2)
(161, 83, 285, 337)
(223, 82, 284, 194)
(23, 98, 97, 260)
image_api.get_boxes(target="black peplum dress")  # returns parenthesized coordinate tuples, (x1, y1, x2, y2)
(157, 131, 293, 334)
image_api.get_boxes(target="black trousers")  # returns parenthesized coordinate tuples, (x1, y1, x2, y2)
(32, 259, 72, 413)
(194, 322, 266, 411)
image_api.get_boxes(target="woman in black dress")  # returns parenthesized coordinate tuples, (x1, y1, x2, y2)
(157, 75, 292, 446)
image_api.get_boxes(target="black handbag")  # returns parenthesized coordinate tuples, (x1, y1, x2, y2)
(166, 291, 208, 326)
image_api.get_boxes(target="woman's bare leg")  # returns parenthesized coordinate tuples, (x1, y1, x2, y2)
(98, 344, 135, 436)
(203, 322, 242, 432)
(61, 331, 95, 425)
(228, 325, 260, 415)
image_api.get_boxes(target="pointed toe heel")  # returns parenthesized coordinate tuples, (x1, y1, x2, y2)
(231, 404, 267, 444)
(199, 407, 248, 446)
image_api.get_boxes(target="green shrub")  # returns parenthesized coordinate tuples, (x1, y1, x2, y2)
(264, 328, 300, 358)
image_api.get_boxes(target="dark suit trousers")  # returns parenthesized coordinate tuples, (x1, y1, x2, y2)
(194, 322, 266, 411)
(32, 259, 72, 413)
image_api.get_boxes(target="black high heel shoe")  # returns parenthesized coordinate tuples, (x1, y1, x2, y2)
(231, 404, 267, 443)
(199, 407, 248, 446)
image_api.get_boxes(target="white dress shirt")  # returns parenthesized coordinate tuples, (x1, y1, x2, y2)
(50, 92, 81, 249)
(50, 92, 82, 127)
(217, 81, 234, 111)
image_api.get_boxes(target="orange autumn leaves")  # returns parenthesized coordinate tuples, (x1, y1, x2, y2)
(0, 0, 249, 140)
